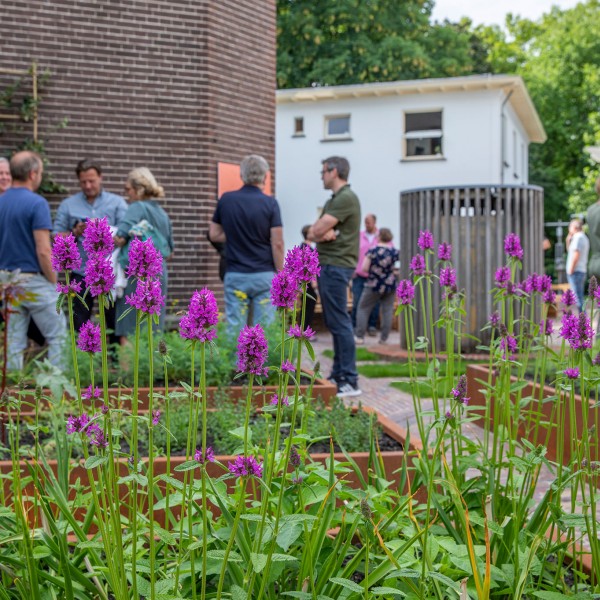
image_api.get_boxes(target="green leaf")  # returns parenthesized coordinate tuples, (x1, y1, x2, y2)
(277, 522, 303, 552)
(84, 455, 108, 469)
(231, 585, 248, 600)
(372, 587, 407, 596)
(32, 546, 52, 559)
(271, 553, 299, 562)
(174, 460, 200, 472)
(251, 552, 268, 573)
(207, 550, 242, 562)
(329, 577, 364, 593)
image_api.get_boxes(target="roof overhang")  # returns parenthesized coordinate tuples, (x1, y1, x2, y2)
(277, 74, 547, 144)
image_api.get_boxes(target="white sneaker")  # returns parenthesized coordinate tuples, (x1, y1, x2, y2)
(354, 336, 365, 345)
(337, 382, 362, 398)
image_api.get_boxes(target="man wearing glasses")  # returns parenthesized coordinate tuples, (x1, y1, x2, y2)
(307, 156, 362, 397)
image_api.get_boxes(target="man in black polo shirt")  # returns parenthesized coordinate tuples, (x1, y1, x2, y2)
(210, 155, 284, 337)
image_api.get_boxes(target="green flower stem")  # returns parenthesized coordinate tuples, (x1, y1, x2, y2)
(146, 320, 156, 600)
(98, 298, 127, 595)
(199, 342, 208, 600)
(243, 374, 254, 456)
(216, 478, 248, 600)
(175, 341, 196, 592)
(161, 348, 171, 572)
(65, 273, 82, 410)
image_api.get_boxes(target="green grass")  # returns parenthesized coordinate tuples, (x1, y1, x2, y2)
(358, 362, 448, 378)
(323, 348, 380, 361)
(390, 379, 450, 398)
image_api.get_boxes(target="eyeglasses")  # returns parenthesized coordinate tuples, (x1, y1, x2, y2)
(320, 168, 333, 176)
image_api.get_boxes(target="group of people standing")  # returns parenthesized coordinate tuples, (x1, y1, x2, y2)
(210, 154, 399, 398)
(1, 149, 401, 400)
(0, 151, 173, 371)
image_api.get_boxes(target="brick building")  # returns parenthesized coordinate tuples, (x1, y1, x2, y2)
(0, 1, 276, 312)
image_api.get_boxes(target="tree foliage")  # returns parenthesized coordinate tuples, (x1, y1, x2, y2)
(276, 0, 477, 88)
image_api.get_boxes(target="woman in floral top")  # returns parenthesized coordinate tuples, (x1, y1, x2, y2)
(355, 228, 399, 344)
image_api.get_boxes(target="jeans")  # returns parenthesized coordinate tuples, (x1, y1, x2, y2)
(567, 271, 586, 313)
(355, 289, 395, 341)
(351, 275, 379, 329)
(224, 271, 276, 338)
(7, 274, 67, 371)
(318, 264, 357, 386)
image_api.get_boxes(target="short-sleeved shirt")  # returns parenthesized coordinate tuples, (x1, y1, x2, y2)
(365, 245, 399, 294)
(316, 184, 361, 269)
(53, 190, 128, 275)
(212, 184, 282, 273)
(567, 230, 589, 274)
(0, 187, 52, 273)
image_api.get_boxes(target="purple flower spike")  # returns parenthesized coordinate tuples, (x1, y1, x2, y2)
(488, 311, 501, 328)
(270, 270, 299, 310)
(495, 266, 511, 287)
(78, 320, 102, 354)
(56, 280, 83, 296)
(126, 278, 165, 315)
(500, 334, 518, 359)
(417, 230, 434, 251)
(288, 324, 315, 339)
(87, 423, 108, 448)
(437, 242, 452, 261)
(560, 311, 592, 351)
(284, 244, 321, 282)
(440, 267, 456, 288)
(51, 233, 82, 272)
(228, 455, 263, 478)
(152, 410, 161, 425)
(84, 253, 115, 297)
(593, 353, 600, 366)
(409, 254, 426, 275)
(564, 367, 580, 380)
(451, 375, 468, 403)
(561, 289, 577, 308)
(194, 447, 215, 464)
(126, 238, 163, 279)
(396, 279, 415, 305)
(66, 413, 90, 434)
(541, 319, 554, 336)
(82, 217, 114, 257)
(281, 360, 295, 373)
(504, 233, 524, 260)
(82, 385, 102, 400)
(270, 394, 290, 406)
(179, 288, 219, 343)
(236, 324, 269, 376)
(542, 288, 556, 305)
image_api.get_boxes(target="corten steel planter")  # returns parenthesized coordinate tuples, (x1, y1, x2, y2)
(466, 363, 600, 475)
(0, 407, 411, 528)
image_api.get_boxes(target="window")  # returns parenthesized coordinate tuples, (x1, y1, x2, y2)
(293, 117, 304, 136)
(403, 110, 443, 158)
(324, 114, 351, 140)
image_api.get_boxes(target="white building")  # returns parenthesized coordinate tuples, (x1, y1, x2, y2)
(276, 74, 546, 243)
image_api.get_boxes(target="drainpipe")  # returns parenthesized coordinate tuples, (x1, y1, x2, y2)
(500, 89, 514, 184)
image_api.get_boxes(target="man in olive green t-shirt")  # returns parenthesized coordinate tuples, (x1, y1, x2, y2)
(308, 156, 362, 397)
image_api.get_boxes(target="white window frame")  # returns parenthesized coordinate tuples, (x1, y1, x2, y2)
(403, 109, 443, 160)
(323, 114, 351, 140)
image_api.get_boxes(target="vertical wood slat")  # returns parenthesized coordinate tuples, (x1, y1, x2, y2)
(399, 185, 544, 351)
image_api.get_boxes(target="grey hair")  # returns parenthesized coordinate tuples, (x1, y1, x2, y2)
(322, 156, 350, 180)
(240, 155, 269, 185)
(10, 151, 42, 182)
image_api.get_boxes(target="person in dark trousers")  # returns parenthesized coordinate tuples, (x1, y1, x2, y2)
(307, 156, 361, 398)
(300, 224, 318, 329)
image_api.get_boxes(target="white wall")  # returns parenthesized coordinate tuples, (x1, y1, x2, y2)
(276, 88, 529, 247)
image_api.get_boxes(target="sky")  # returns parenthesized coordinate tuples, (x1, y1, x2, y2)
(430, 0, 582, 27)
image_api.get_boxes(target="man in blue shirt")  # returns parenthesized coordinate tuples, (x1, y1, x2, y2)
(53, 159, 127, 337)
(209, 155, 284, 337)
(0, 151, 66, 371)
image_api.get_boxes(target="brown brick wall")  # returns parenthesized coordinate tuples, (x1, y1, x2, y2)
(0, 0, 276, 313)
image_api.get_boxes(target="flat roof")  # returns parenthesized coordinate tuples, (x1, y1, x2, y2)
(277, 74, 547, 143)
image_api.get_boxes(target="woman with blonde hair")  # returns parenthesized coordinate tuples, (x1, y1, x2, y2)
(114, 167, 174, 342)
